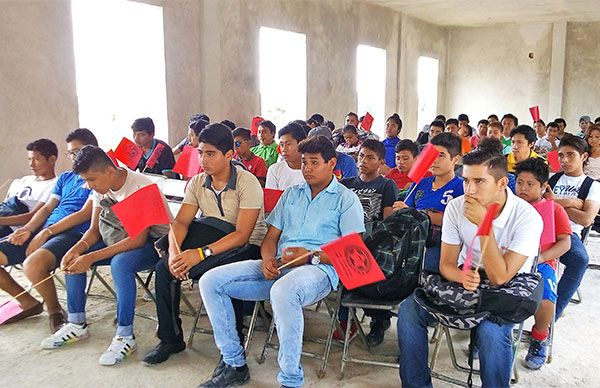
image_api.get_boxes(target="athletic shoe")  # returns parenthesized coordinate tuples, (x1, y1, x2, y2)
(525, 338, 547, 370)
(366, 318, 391, 347)
(41, 322, 89, 349)
(142, 341, 186, 366)
(198, 364, 250, 387)
(99, 335, 137, 366)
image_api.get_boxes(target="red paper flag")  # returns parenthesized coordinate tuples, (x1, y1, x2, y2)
(529, 106, 540, 122)
(114, 137, 142, 170)
(106, 149, 119, 167)
(477, 202, 499, 236)
(0, 300, 24, 325)
(532, 199, 556, 247)
(407, 143, 440, 184)
(146, 143, 165, 169)
(321, 233, 385, 290)
(251, 116, 263, 136)
(173, 145, 200, 178)
(111, 184, 170, 239)
(361, 112, 374, 131)
(263, 188, 284, 213)
(547, 150, 561, 172)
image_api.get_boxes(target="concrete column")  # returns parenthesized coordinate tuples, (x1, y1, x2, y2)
(548, 21, 567, 119)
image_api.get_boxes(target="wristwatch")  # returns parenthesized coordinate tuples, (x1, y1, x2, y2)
(202, 246, 213, 258)
(310, 252, 321, 265)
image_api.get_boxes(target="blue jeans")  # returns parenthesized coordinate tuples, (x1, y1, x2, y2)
(423, 245, 441, 274)
(199, 260, 332, 387)
(555, 233, 589, 318)
(397, 292, 514, 388)
(65, 240, 159, 336)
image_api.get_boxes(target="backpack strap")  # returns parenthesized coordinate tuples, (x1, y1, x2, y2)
(547, 171, 564, 189)
(467, 327, 477, 388)
(578, 176, 594, 201)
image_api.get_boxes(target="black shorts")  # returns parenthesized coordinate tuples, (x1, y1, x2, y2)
(0, 229, 82, 267)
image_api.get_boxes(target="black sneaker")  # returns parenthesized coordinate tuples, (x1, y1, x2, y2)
(142, 341, 186, 366)
(366, 318, 391, 347)
(198, 364, 250, 387)
(212, 356, 226, 378)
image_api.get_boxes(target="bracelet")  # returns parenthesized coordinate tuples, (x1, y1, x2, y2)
(80, 240, 90, 251)
(197, 248, 205, 261)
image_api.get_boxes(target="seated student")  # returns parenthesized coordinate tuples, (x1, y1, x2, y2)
(232, 127, 267, 187)
(0, 129, 96, 330)
(507, 125, 541, 172)
(535, 121, 560, 156)
(0, 139, 58, 239)
(142, 123, 267, 366)
(445, 118, 460, 135)
(251, 120, 279, 168)
(187, 118, 210, 149)
(172, 113, 211, 156)
(393, 133, 464, 273)
(132, 117, 176, 176)
(306, 113, 325, 129)
(534, 119, 547, 140)
(488, 114, 499, 123)
(577, 115, 592, 138)
(487, 121, 512, 155)
(386, 139, 422, 192)
(336, 139, 398, 345)
(221, 119, 236, 131)
(266, 122, 307, 190)
(458, 113, 474, 153)
(308, 126, 358, 180)
(40, 146, 172, 365)
(335, 124, 362, 162)
(545, 134, 600, 319)
(470, 119, 488, 149)
(381, 113, 403, 170)
(514, 158, 572, 370)
(197, 136, 365, 387)
(501, 113, 518, 153)
(554, 117, 567, 139)
(478, 137, 517, 193)
(397, 148, 543, 388)
(428, 120, 445, 140)
(584, 124, 600, 180)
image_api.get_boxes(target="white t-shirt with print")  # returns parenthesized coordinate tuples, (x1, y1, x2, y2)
(552, 173, 600, 236)
(442, 189, 543, 274)
(6, 175, 57, 211)
(265, 160, 305, 190)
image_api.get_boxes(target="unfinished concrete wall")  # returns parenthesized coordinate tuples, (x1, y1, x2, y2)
(0, 0, 79, 184)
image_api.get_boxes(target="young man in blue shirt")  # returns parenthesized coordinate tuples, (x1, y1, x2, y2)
(197, 136, 365, 387)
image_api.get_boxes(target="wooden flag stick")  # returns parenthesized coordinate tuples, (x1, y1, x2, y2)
(403, 184, 419, 204)
(277, 250, 314, 271)
(3, 271, 60, 305)
(474, 235, 490, 272)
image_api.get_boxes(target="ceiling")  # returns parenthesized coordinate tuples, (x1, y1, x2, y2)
(368, 0, 600, 26)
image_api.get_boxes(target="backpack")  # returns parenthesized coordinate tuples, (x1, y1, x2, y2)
(353, 208, 430, 301)
(548, 171, 594, 201)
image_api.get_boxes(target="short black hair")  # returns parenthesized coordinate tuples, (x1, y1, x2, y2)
(360, 139, 385, 160)
(220, 120, 236, 131)
(131, 117, 155, 135)
(387, 113, 403, 130)
(325, 120, 335, 131)
(501, 113, 518, 126)
(189, 119, 209, 137)
(395, 139, 419, 157)
(595, 117, 600, 124)
(488, 114, 499, 121)
(198, 123, 234, 154)
(462, 148, 508, 181)
(297, 136, 336, 162)
(72, 145, 115, 175)
(558, 133, 588, 155)
(346, 112, 358, 120)
(342, 124, 358, 135)
(478, 119, 489, 126)
(430, 120, 445, 130)
(477, 137, 503, 155)
(510, 125, 537, 144)
(189, 113, 210, 124)
(66, 128, 98, 146)
(430, 132, 462, 157)
(547, 121, 559, 130)
(445, 118, 459, 127)
(434, 114, 446, 122)
(231, 127, 251, 141)
(458, 113, 469, 122)
(278, 122, 307, 143)
(307, 114, 325, 126)
(26, 138, 58, 159)
(554, 118, 567, 127)
(535, 119, 546, 127)
(258, 120, 276, 134)
(514, 157, 549, 185)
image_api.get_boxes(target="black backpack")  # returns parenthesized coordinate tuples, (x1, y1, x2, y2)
(548, 171, 594, 201)
(354, 208, 430, 301)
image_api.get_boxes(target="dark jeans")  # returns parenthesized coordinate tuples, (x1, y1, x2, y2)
(154, 221, 261, 345)
(555, 233, 589, 318)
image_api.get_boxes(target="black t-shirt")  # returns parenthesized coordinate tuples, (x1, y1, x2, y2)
(136, 139, 176, 175)
(341, 175, 398, 222)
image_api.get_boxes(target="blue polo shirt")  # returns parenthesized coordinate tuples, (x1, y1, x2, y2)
(46, 171, 92, 233)
(382, 137, 400, 168)
(405, 175, 464, 212)
(334, 152, 358, 180)
(267, 177, 366, 288)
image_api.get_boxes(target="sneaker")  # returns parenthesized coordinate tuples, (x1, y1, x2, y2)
(212, 356, 226, 378)
(198, 364, 250, 387)
(333, 320, 358, 343)
(525, 338, 547, 370)
(41, 322, 89, 349)
(142, 341, 186, 366)
(366, 318, 391, 347)
(99, 335, 137, 366)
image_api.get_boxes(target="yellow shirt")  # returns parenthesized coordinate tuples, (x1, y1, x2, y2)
(507, 150, 543, 172)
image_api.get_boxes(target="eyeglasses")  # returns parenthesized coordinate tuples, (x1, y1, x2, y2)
(234, 140, 248, 148)
(65, 149, 81, 158)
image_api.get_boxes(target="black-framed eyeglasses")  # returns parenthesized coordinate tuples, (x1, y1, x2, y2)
(65, 149, 81, 158)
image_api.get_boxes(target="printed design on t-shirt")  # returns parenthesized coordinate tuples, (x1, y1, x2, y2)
(15, 186, 33, 200)
(553, 184, 580, 197)
(440, 190, 456, 205)
(351, 188, 383, 222)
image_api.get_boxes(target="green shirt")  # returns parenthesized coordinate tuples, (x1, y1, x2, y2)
(251, 141, 279, 168)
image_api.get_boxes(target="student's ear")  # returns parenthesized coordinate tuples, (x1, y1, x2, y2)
(497, 175, 509, 191)
(225, 149, 234, 160)
(541, 182, 549, 196)
(48, 155, 57, 165)
(582, 151, 589, 164)
(451, 154, 461, 165)
(328, 157, 337, 170)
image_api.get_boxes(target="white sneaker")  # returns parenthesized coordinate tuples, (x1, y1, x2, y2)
(99, 335, 137, 366)
(41, 322, 89, 349)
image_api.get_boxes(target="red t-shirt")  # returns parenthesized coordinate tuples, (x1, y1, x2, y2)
(240, 154, 267, 187)
(386, 168, 432, 190)
(538, 201, 572, 270)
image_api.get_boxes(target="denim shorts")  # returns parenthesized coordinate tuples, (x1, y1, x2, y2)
(537, 262, 557, 303)
(0, 229, 82, 267)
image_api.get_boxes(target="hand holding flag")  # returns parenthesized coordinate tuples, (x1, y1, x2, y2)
(143, 143, 166, 172)
(462, 202, 499, 273)
(402, 144, 440, 203)
(361, 112, 374, 131)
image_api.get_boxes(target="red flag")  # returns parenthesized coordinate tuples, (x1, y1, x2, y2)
(111, 184, 170, 239)
(547, 150, 561, 172)
(106, 149, 119, 167)
(251, 116, 263, 137)
(114, 137, 142, 170)
(321, 233, 385, 290)
(263, 188, 284, 213)
(146, 143, 165, 169)
(529, 106, 540, 122)
(173, 145, 200, 178)
(0, 300, 24, 325)
(361, 112, 374, 131)
(407, 143, 440, 184)
(532, 199, 556, 247)
(477, 202, 499, 236)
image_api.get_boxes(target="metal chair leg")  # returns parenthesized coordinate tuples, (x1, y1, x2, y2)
(258, 316, 277, 364)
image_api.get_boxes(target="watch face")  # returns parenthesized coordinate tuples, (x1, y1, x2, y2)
(311, 254, 320, 265)
(203, 247, 212, 257)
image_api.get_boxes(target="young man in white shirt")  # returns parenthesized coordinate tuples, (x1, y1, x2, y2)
(265, 123, 306, 190)
(545, 134, 600, 318)
(397, 148, 542, 388)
